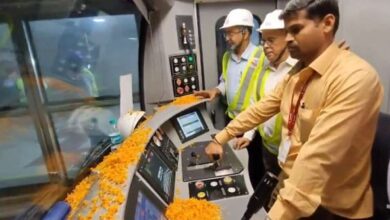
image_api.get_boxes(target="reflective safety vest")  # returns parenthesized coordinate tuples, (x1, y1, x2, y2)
(81, 68, 98, 97)
(254, 65, 283, 155)
(222, 46, 266, 119)
(16, 78, 26, 103)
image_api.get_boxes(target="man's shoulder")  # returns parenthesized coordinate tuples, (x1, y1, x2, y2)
(332, 50, 378, 80)
(327, 50, 381, 91)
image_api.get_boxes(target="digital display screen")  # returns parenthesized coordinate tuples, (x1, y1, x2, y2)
(173, 109, 208, 142)
(138, 148, 175, 203)
(177, 111, 205, 138)
(134, 191, 167, 220)
(124, 175, 167, 220)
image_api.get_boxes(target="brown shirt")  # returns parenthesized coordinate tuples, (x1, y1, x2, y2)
(215, 43, 384, 219)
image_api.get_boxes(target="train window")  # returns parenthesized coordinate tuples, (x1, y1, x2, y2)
(0, 1, 145, 218)
(29, 15, 141, 104)
(27, 14, 142, 178)
(215, 15, 262, 78)
(0, 23, 49, 219)
(0, 24, 26, 109)
(50, 105, 118, 178)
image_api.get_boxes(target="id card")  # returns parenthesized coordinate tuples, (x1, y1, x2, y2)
(278, 137, 291, 163)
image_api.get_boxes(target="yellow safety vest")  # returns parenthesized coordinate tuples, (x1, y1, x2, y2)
(254, 65, 283, 155)
(222, 46, 266, 119)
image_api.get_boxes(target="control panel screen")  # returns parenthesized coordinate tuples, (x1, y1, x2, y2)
(138, 147, 175, 203)
(149, 128, 179, 169)
(135, 191, 167, 220)
(172, 109, 208, 143)
(124, 175, 167, 220)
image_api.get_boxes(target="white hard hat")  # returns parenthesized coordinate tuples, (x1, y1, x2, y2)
(117, 111, 145, 137)
(258, 9, 285, 32)
(220, 9, 254, 30)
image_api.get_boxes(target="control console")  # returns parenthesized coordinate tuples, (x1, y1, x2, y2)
(189, 175, 248, 201)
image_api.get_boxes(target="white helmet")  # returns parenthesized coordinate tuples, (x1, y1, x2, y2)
(258, 9, 285, 32)
(220, 9, 254, 30)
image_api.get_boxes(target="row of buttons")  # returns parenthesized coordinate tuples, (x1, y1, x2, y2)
(176, 84, 197, 95)
(173, 55, 195, 64)
(195, 176, 234, 190)
(173, 64, 194, 73)
(175, 77, 196, 86)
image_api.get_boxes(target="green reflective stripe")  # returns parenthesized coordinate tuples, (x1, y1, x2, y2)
(254, 64, 270, 102)
(255, 64, 283, 155)
(227, 111, 235, 120)
(240, 50, 266, 112)
(260, 70, 271, 99)
(81, 68, 98, 97)
(222, 52, 230, 81)
(16, 78, 26, 103)
(227, 47, 262, 116)
(231, 47, 261, 113)
(259, 114, 283, 155)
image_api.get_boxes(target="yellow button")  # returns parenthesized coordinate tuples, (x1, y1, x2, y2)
(197, 192, 206, 199)
(223, 176, 233, 185)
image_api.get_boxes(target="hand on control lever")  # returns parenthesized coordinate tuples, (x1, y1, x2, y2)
(205, 140, 223, 161)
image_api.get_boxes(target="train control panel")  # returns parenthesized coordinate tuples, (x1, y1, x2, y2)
(73, 99, 266, 220)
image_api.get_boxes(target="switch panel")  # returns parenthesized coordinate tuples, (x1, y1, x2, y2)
(176, 15, 196, 50)
(188, 175, 248, 201)
(169, 54, 199, 97)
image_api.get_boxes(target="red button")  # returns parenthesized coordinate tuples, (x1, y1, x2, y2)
(177, 87, 184, 95)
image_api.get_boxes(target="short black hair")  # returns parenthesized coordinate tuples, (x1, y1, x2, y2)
(280, 0, 339, 35)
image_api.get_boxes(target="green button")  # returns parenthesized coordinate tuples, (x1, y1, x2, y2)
(188, 56, 194, 62)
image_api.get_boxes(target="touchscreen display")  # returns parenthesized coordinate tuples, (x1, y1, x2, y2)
(134, 191, 167, 220)
(176, 111, 205, 138)
(138, 148, 174, 202)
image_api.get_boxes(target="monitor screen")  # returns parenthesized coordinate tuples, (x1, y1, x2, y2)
(172, 109, 209, 143)
(125, 175, 167, 220)
(134, 191, 167, 220)
(138, 147, 175, 203)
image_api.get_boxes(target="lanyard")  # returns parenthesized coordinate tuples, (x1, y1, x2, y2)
(287, 76, 313, 136)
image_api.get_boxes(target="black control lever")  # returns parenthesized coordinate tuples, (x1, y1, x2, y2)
(241, 171, 279, 220)
(212, 154, 220, 169)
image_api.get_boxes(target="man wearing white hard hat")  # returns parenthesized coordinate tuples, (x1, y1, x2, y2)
(195, 8, 267, 188)
(206, 0, 382, 219)
(235, 9, 297, 178)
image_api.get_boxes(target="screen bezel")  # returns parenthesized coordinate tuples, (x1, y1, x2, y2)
(171, 108, 209, 143)
(137, 147, 176, 203)
(148, 128, 179, 169)
(124, 175, 167, 220)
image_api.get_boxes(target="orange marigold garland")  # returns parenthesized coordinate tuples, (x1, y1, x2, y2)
(171, 94, 200, 105)
(65, 123, 152, 219)
(166, 198, 222, 220)
(65, 175, 95, 218)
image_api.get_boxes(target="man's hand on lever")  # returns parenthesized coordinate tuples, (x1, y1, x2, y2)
(234, 137, 250, 150)
(194, 88, 221, 100)
(205, 139, 224, 161)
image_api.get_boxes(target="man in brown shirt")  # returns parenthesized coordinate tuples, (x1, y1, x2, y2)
(205, 0, 384, 219)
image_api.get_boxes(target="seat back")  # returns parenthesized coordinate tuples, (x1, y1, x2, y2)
(371, 112, 390, 219)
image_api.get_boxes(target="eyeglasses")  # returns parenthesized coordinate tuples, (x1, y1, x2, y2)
(223, 30, 244, 38)
(260, 38, 276, 46)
